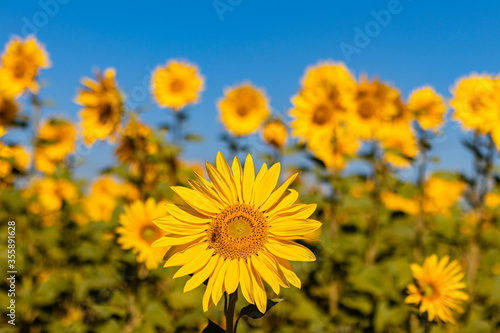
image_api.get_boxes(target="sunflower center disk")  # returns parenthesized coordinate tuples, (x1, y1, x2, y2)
(141, 226, 158, 244)
(208, 203, 268, 260)
(312, 105, 331, 125)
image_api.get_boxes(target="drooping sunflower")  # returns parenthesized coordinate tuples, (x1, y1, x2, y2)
(116, 116, 158, 164)
(408, 86, 447, 131)
(289, 62, 356, 143)
(405, 254, 469, 324)
(218, 83, 270, 136)
(0, 93, 20, 127)
(35, 118, 76, 174)
(151, 60, 204, 111)
(152, 152, 321, 313)
(450, 74, 498, 134)
(0, 35, 51, 97)
(261, 119, 288, 149)
(346, 77, 400, 140)
(75, 68, 123, 145)
(117, 198, 170, 270)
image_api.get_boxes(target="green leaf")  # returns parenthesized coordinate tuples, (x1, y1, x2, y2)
(239, 298, 283, 319)
(202, 319, 225, 333)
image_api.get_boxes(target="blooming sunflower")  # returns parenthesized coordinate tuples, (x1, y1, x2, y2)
(408, 86, 447, 131)
(116, 116, 158, 164)
(0, 93, 20, 127)
(75, 68, 123, 145)
(450, 74, 498, 134)
(152, 152, 321, 313)
(151, 60, 204, 111)
(35, 118, 76, 174)
(261, 119, 288, 149)
(405, 254, 469, 324)
(380, 191, 418, 215)
(346, 77, 400, 140)
(289, 62, 356, 143)
(218, 83, 270, 136)
(117, 198, 169, 270)
(0, 35, 51, 97)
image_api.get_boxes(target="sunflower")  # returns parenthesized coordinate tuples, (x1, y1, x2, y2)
(151, 60, 204, 111)
(405, 254, 469, 324)
(117, 198, 170, 270)
(218, 83, 270, 136)
(422, 176, 466, 216)
(307, 128, 360, 170)
(346, 77, 400, 140)
(35, 118, 76, 174)
(380, 191, 418, 215)
(0, 143, 30, 178)
(450, 74, 498, 134)
(380, 127, 418, 169)
(0, 93, 20, 127)
(83, 176, 122, 222)
(289, 62, 356, 143)
(30, 178, 78, 212)
(75, 68, 123, 145)
(261, 119, 288, 149)
(152, 152, 321, 313)
(116, 116, 158, 164)
(408, 86, 446, 131)
(0, 35, 51, 97)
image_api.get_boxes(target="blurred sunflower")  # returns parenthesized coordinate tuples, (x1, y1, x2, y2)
(151, 60, 204, 111)
(289, 62, 356, 143)
(380, 191, 418, 215)
(218, 83, 270, 136)
(0, 35, 51, 97)
(450, 74, 498, 134)
(0, 143, 30, 178)
(405, 254, 469, 324)
(117, 198, 169, 270)
(35, 118, 76, 174)
(346, 77, 400, 140)
(30, 178, 78, 212)
(0, 93, 20, 127)
(75, 68, 123, 145)
(422, 176, 466, 216)
(83, 176, 122, 222)
(153, 152, 320, 313)
(261, 119, 288, 149)
(307, 128, 359, 170)
(380, 128, 418, 169)
(116, 116, 158, 164)
(408, 86, 446, 131)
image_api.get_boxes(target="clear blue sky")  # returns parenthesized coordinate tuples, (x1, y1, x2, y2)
(2, 0, 500, 179)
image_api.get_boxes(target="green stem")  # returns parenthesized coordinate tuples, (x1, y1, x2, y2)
(225, 290, 238, 333)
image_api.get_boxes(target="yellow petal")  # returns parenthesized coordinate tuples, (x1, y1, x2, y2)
(231, 156, 243, 202)
(153, 234, 205, 247)
(212, 259, 230, 306)
(154, 215, 207, 234)
(260, 173, 298, 212)
(164, 203, 211, 224)
(251, 255, 280, 294)
(224, 259, 240, 294)
(250, 264, 268, 314)
(239, 260, 254, 304)
(254, 163, 281, 208)
(242, 154, 255, 204)
(171, 186, 220, 216)
(184, 255, 220, 293)
(270, 219, 322, 237)
(266, 239, 316, 262)
(173, 248, 214, 279)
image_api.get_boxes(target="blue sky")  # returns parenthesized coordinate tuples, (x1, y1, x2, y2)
(2, 0, 500, 179)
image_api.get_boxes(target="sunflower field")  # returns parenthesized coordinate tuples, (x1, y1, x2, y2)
(1, 34, 500, 333)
